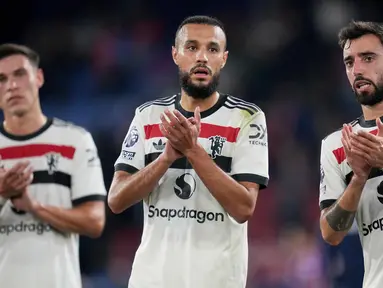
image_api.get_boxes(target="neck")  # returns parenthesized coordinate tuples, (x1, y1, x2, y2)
(362, 102, 383, 121)
(180, 90, 220, 112)
(3, 110, 47, 136)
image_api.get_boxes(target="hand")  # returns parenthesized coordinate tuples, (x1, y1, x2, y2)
(11, 189, 39, 213)
(0, 161, 34, 199)
(350, 118, 383, 168)
(159, 107, 201, 154)
(341, 124, 371, 181)
(159, 116, 198, 164)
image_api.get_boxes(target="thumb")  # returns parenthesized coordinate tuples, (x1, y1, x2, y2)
(377, 118, 383, 135)
(194, 106, 201, 124)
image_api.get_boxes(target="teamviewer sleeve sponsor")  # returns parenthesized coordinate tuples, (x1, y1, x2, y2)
(319, 139, 346, 210)
(230, 111, 269, 189)
(71, 132, 107, 206)
(114, 108, 146, 174)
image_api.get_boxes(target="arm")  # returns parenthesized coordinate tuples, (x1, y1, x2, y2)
(318, 137, 364, 245)
(320, 176, 365, 245)
(34, 131, 106, 238)
(186, 145, 260, 223)
(108, 156, 172, 214)
(186, 111, 269, 223)
(108, 109, 179, 213)
(32, 201, 104, 238)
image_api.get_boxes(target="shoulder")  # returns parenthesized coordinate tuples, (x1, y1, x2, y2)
(137, 94, 177, 114)
(51, 118, 93, 142)
(321, 118, 358, 150)
(223, 94, 264, 117)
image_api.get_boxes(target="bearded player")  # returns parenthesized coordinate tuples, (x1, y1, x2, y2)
(108, 15, 269, 288)
(319, 21, 383, 288)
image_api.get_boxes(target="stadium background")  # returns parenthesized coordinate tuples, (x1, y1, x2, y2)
(1, 0, 382, 287)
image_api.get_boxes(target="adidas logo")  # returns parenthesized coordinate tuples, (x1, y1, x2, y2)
(153, 139, 166, 151)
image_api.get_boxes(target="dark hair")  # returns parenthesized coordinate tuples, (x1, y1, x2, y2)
(0, 43, 40, 67)
(175, 15, 226, 47)
(338, 20, 383, 49)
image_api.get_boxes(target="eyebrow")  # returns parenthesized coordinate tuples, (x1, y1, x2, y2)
(184, 40, 221, 47)
(344, 51, 377, 62)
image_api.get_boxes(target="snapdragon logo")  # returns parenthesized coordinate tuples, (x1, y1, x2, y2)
(148, 205, 224, 224)
(0, 221, 51, 236)
(362, 217, 383, 236)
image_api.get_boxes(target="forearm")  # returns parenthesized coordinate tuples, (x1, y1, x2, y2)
(108, 156, 171, 214)
(320, 176, 366, 245)
(32, 203, 105, 238)
(185, 144, 255, 223)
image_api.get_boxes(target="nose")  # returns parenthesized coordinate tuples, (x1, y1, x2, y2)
(196, 49, 208, 63)
(352, 60, 366, 77)
(7, 79, 18, 91)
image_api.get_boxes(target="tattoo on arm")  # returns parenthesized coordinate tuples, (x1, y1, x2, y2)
(325, 202, 356, 231)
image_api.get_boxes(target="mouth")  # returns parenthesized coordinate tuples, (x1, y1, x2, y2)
(355, 80, 372, 89)
(192, 67, 210, 76)
(7, 95, 24, 103)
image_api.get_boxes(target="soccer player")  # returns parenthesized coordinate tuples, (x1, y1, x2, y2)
(108, 15, 269, 288)
(0, 44, 107, 288)
(319, 21, 383, 288)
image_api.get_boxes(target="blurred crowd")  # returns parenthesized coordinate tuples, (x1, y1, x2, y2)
(2, 0, 382, 287)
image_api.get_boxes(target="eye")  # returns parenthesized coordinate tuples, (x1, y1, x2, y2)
(364, 56, 373, 62)
(209, 47, 218, 53)
(345, 61, 353, 68)
(187, 46, 197, 51)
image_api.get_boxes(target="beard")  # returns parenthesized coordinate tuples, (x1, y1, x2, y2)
(354, 76, 383, 106)
(179, 69, 220, 99)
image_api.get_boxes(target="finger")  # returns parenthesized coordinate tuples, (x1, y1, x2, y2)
(194, 106, 201, 125)
(162, 113, 185, 139)
(10, 161, 30, 173)
(173, 110, 189, 128)
(188, 117, 197, 125)
(341, 136, 351, 155)
(342, 127, 351, 150)
(350, 134, 376, 151)
(356, 130, 381, 144)
(164, 110, 182, 129)
(351, 147, 370, 160)
(159, 123, 178, 143)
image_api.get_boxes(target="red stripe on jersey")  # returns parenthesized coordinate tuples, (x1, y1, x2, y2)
(144, 123, 240, 142)
(332, 128, 378, 164)
(0, 144, 76, 160)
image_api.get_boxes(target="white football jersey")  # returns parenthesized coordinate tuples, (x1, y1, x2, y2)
(115, 93, 269, 288)
(0, 118, 106, 288)
(319, 116, 383, 288)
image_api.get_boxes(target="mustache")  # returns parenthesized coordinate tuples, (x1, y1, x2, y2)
(354, 76, 373, 86)
(190, 65, 212, 75)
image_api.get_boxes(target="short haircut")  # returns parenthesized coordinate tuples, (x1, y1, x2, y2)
(175, 15, 227, 48)
(338, 20, 383, 49)
(0, 43, 40, 67)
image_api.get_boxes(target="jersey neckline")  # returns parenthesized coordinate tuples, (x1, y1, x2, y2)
(0, 118, 53, 141)
(174, 93, 227, 119)
(358, 115, 383, 128)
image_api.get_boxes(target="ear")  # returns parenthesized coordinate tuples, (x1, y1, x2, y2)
(220, 50, 229, 69)
(172, 46, 178, 66)
(36, 68, 44, 89)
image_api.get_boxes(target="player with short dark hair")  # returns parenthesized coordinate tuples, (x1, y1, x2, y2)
(0, 43, 107, 288)
(319, 21, 383, 288)
(108, 15, 269, 288)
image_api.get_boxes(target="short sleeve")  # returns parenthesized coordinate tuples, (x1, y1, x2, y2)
(319, 139, 346, 210)
(114, 109, 145, 174)
(231, 111, 269, 189)
(71, 132, 107, 206)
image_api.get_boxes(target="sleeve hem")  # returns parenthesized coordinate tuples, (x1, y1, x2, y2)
(114, 163, 139, 174)
(72, 195, 106, 206)
(232, 173, 269, 189)
(319, 199, 337, 211)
